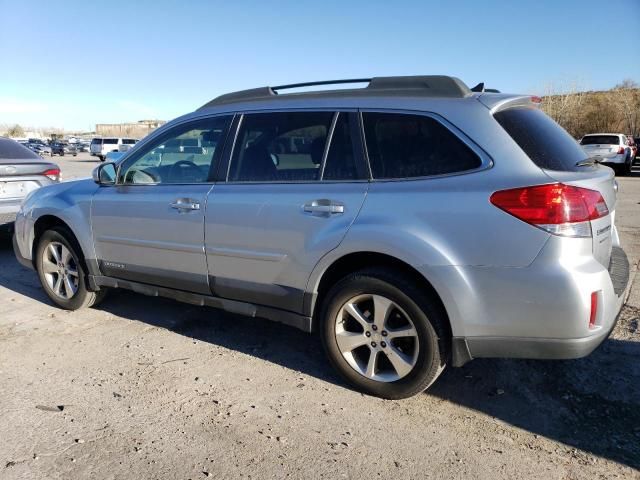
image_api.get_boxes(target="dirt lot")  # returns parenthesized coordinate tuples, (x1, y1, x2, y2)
(1, 153, 639, 479)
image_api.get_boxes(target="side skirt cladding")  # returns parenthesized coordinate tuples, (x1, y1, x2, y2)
(88, 275, 313, 333)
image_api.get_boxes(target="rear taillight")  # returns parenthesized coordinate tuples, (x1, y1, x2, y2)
(617, 146, 625, 154)
(490, 183, 609, 237)
(43, 168, 60, 182)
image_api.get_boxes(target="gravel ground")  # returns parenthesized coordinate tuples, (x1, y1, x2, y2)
(0, 153, 639, 479)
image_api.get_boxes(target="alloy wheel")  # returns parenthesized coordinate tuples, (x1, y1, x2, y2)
(334, 294, 419, 382)
(41, 241, 79, 299)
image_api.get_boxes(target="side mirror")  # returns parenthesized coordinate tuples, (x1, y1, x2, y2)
(92, 162, 117, 185)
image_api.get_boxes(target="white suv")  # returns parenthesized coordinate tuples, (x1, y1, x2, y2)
(90, 137, 137, 161)
(580, 133, 634, 175)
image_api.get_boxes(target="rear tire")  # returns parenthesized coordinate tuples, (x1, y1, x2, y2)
(35, 227, 107, 310)
(319, 268, 449, 399)
(624, 155, 632, 175)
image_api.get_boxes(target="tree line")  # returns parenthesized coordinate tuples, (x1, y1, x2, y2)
(541, 79, 639, 139)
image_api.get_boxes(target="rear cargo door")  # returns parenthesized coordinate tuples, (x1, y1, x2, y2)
(494, 106, 617, 268)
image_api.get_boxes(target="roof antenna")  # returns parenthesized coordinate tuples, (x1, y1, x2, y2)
(470, 82, 485, 93)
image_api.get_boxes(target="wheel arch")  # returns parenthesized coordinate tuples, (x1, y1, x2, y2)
(307, 251, 452, 342)
(32, 215, 99, 282)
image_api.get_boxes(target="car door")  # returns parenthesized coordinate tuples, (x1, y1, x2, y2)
(91, 115, 232, 295)
(204, 110, 369, 313)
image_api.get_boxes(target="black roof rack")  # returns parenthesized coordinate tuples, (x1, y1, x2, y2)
(199, 75, 472, 109)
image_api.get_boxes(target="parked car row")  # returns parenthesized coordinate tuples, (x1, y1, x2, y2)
(18, 139, 86, 157)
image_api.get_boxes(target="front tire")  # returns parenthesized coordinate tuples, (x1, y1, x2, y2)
(319, 268, 449, 399)
(35, 227, 107, 310)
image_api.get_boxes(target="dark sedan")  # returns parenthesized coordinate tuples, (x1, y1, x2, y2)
(0, 137, 60, 232)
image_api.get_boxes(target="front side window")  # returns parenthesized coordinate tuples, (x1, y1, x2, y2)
(229, 111, 334, 182)
(363, 112, 482, 179)
(118, 116, 231, 184)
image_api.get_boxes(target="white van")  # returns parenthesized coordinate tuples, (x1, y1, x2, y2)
(90, 137, 138, 161)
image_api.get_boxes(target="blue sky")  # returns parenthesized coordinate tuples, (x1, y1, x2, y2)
(1, 0, 639, 131)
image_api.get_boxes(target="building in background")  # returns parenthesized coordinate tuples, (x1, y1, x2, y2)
(95, 119, 166, 139)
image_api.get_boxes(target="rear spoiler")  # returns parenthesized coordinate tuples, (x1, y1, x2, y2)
(476, 93, 542, 113)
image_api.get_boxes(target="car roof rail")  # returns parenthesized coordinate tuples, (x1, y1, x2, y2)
(199, 75, 472, 109)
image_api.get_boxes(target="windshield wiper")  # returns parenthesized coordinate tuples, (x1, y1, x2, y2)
(575, 157, 601, 167)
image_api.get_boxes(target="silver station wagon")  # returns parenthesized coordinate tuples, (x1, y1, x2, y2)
(13, 76, 630, 399)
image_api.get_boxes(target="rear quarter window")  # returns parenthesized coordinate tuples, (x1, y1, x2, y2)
(494, 107, 587, 172)
(362, 112, 482, 179)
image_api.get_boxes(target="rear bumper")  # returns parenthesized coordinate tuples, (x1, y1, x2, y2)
(0, 200, 21, 227)
(440, 242, 630, 367)
(599, 153, 627, 165)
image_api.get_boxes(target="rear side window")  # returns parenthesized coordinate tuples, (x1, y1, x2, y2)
(494, 107, 587, 172)
(362, 112, 481, 179)
(581, 135, 620, 146)
(122, 139, 137, 145)
(229, 111, 333, 182)
(103, 138, 118, 145)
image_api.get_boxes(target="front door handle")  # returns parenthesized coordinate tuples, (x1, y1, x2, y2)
(170, 198, 200, 211)
(303, 199, 344, 216)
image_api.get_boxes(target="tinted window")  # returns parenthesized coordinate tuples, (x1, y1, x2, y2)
(229, 111, 333, 182)
(495, 107, 587, 172)
(323, 113, 360, 180)
(0, 138, 41, 160)
(103, 139, 118, 145)
(122, 139, 137, 145)
(91, 138, 102, 145)
(363, 112, 481, 178)
(119, 116, 230, 184)
(581, 135, 620, 146)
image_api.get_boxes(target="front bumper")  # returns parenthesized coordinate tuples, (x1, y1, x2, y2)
(13, 232, 33, 270)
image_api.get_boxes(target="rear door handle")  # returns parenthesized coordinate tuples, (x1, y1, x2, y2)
(170, 198, 201, 211)
(303, 200, 344, 216)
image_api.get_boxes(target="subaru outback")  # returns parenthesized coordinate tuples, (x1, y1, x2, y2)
(13, 76, 630, 399)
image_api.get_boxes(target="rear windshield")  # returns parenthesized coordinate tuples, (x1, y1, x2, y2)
(581, 135, 620, 146)
(0, 138, 41, 160)
(494, 107, 587, 172)
(91, 138, 102, 145)
(103, 139, 118, 144)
